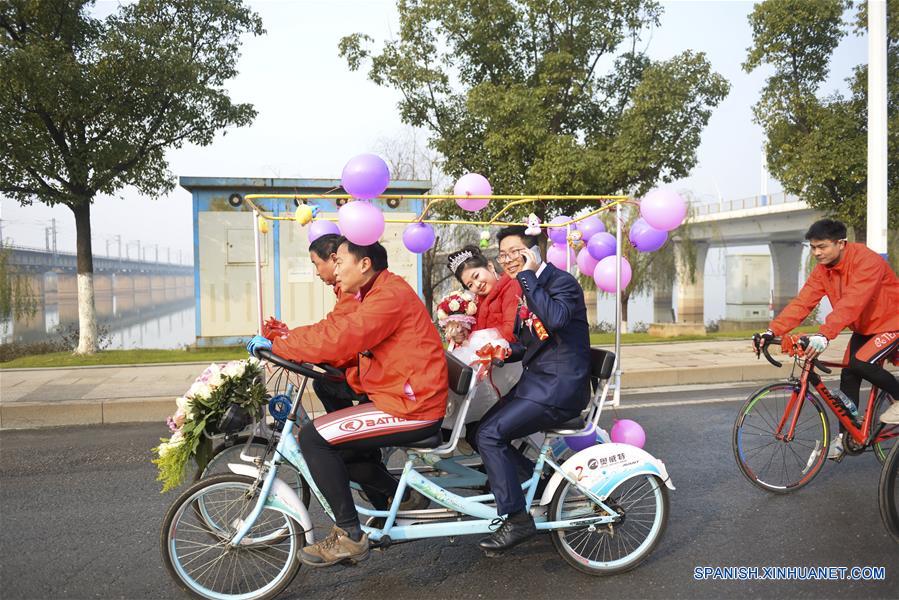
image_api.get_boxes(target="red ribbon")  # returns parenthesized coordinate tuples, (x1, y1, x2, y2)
(471, 343, 512, 399)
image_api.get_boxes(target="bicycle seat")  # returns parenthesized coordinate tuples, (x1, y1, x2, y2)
(404, 432, 444, 451)
(544, 416, 586, 435)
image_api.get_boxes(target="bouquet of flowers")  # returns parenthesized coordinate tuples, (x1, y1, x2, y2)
(435, 290, 478, 349)
(152, 358, 267, 492)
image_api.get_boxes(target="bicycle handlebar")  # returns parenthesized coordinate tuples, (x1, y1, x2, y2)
(754, 335, 832, 374)
(254, 349, 346, 382)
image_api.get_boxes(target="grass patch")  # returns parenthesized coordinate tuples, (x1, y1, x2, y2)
(0, 347, 248, 369)
(589, 325, 820, 346)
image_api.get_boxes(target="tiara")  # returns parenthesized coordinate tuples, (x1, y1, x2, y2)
(448, 250, 475, 274)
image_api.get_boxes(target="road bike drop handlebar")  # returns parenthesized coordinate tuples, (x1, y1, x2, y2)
(254, 349, 346, 383)
(753, 334, 833, 375)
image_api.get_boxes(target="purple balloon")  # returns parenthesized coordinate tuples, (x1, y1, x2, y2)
(402, 222, 436, 253)
(629, 218, 668, 252)
(342, 154, 390, 199)
(593, 255, 632, 292)
(547, 242, 576, 270)
(564, 422, 598, 452)
(338, 200, 385, 245)
(454, 173, 491, 211)
(640, 188, 687, 232)
(546, 215, 571, 245)
(610, 419, 646, 449)
(576, 247, 599, 276)
(586, 231, 616, 261)
(308, 219, 340, 244)
(576, 215, 606, 242)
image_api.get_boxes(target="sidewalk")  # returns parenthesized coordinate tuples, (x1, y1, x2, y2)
(0, 333, 865, 429)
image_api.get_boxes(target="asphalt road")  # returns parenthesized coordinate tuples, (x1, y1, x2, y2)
(1, 384, 897, 600)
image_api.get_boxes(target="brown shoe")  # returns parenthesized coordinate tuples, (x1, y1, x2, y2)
(299, 526, 369, 568)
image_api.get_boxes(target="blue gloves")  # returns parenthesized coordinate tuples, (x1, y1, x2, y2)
(246, 334, 272, 357)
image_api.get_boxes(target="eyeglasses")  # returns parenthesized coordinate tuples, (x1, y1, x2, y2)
(497, 248, 526, 263)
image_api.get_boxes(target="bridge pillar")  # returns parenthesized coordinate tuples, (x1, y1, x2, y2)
(56, 273, 78, 298)
(653, 278, 674, 323)
(769, 241, 803, 314)
(675, 241, 709, 324)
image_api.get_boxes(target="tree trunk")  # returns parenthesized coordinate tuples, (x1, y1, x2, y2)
(852, 224, 866, 244)
(621, 291, 630, 334)
(422, 244, 436, 315)
(71, 201, 98, 354)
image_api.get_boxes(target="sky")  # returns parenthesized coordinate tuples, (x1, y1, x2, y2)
(0, 0, 869, 263)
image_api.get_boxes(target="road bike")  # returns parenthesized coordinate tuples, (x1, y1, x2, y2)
(161, 347, 674, 599)
(879, 442, 899, 543)
(733, 335, 898, 493)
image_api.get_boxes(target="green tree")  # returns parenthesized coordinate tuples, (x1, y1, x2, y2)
(0, 0, 263, 353)
(744, 0, 899, 242)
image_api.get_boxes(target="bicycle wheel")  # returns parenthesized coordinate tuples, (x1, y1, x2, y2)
(733, 383, 829, 493)
(879, 442, 899, 543)
(872, 391, 898, 464)
(549, 474, 669, 575)
(199, 436, 311, 508)
(161, 474, 303, 600)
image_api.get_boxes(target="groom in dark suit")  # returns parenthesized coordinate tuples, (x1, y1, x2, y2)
(476, 225, 592, 552)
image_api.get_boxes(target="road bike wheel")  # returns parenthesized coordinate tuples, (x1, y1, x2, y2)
(198, 437, 311, 508)
(733, 383, 829, 493)
(549, 474, 668, 575)
(872, 391, 898, 464)
(879, 442, 899, 543)
(161, 474, 303, 600)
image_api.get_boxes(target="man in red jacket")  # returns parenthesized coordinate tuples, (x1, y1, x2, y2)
(248, 238, 448, 567)
(755, 219, 899, 458)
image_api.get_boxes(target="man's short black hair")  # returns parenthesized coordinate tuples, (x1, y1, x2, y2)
(337, 237, 389, 271)
(496, 225, 539, 249)
(309, 233, 341, 260)
(805, 219, 847, 242)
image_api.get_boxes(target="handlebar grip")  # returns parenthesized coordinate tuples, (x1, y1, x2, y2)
(813, 360, 832, 374)
(762, 337, 783, 368)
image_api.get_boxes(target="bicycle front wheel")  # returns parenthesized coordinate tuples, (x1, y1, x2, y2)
(549, 474, 669, 575)
(879, 442, 899, 543)
(733, 383, 829, 493)
(872, 391, 898, 464)
(161, 474, 303, 600)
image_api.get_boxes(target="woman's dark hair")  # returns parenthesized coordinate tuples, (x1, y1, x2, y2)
(337, 237, 389, 271)
(308, 233, 341, 260)
(805, 219, 847, 242)
(496, 225, 539, 249)
(447, 244, 489, 284)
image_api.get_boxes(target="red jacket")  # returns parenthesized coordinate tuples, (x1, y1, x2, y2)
(273, 270, 448, 421)
(474, 273, 522, 343)
(770, 243, 899, 340)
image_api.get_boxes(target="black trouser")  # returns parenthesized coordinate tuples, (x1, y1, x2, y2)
(839, 332, 899, 405)
(313, 376, 366, 413)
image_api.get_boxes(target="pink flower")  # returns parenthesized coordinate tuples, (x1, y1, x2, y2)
(166, 417, 178, 432)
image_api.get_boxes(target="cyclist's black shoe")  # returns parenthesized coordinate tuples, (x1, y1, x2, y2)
(478, 511, 537, 553)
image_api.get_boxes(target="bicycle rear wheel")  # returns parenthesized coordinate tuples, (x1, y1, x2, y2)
(549, 474, 668, 575)
(872, 391, 898, 464)
(161, 474, 303, 600)
(733, 383, 829, 493)
(879, 442, 899, 543)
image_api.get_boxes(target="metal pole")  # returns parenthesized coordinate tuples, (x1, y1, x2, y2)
(253, 210, 264, 334)
(867, 0, 888, 257)
(613, 202, 622, 407)
(51, 218, 57, 254)
(565, 223, 572, 272)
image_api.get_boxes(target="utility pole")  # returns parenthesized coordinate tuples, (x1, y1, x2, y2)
(45, 226, 50, 251)
(867, 0, 888, 257)
(51, 218, 57, 254)
(116, 235, 122, 260)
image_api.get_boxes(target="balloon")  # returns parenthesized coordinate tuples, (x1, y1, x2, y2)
(402, 222, 436, 253)
(338, 200, 385, 245)
(546, 215, 571, 245)
(564, 422, 599, 452)
(341, 153, 390, 199)
(257, 216, 269, 234)
(295, 204, 314, 225)
(454, 173, 492, 211)
(576, 214, 606, 242)
(593, 255, 632, 292)
(629, 218, 668, 252)
(308, 219, 340, 243)
(610, 419, 646, 449)
(586, 231, 617, 261)
(576, 247, 599, 276)
(640, 188, 687, 231)
(547, 242, 576, 270)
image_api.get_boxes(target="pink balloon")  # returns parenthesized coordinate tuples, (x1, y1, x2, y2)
(547, 243, 576, 270)
(402, 222, 436, 253)
(586, 231, 616, 261)
(546, 215, 571, 245)
(640, 189, 687, 232)
(341, 154, 390, 199)
(629, 218, 668, 252)
(454, 173, 491, 211)
(308, 219, 340, 244)
(576, 247, 598, 276)
(338, 200, 385, 245)
(610, 419, 646, 449)
(576, 215, 606, 242)
(593, 255, 632, 292)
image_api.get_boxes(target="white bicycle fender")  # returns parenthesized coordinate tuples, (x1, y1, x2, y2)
(227, 463, 315, 544)
(539, 443, 675, 506)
